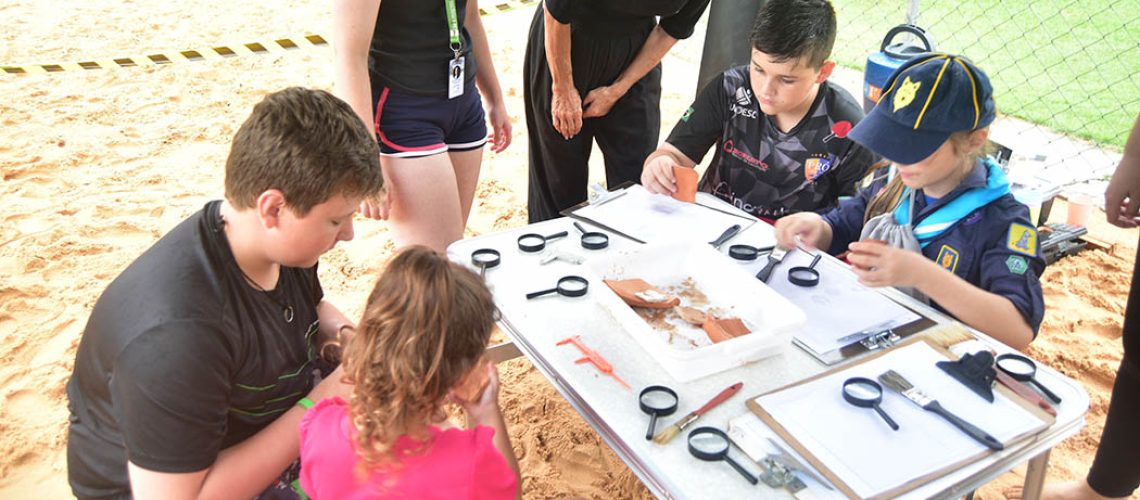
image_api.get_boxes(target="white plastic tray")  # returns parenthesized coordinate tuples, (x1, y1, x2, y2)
(588, 241, 805, 381)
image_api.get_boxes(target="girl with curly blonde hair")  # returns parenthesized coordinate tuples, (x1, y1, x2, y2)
(299, 246, 519, 498)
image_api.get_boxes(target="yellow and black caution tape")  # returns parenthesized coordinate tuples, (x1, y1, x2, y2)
(2, 0, 538, 75)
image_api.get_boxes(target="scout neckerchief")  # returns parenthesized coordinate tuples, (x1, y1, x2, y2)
(893, 158, 1010, 249)
(445, 0, 465, 99)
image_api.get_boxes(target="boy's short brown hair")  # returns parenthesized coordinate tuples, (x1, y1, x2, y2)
(750, 0, 837, 69)
(225, 87, 382, 215)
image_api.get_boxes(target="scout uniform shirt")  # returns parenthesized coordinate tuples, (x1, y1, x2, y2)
(823, 160, 1046, 334)
(666, 65, 877, 219)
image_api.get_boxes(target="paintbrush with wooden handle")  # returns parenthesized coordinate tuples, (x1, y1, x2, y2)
(652, 382, 743, 444)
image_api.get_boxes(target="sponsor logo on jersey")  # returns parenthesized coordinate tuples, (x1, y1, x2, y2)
(735, 87, 752, 106)
(722, 140, 768, 171)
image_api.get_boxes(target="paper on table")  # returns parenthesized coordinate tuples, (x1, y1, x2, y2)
(765, 248, 920, 355)
(751, 341, 1049, 499)
(574, 184, 753, 244)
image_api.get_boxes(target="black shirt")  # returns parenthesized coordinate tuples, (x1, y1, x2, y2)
(369, 0, 478, 96)
(667, 66, 878, 219)
(66, 201, 324, 498)
(546, 0, 709, 39)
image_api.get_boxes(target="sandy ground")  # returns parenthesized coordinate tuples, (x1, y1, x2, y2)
(1, 1, 1136, 498)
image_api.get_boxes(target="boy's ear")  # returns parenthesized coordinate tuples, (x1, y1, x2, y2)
(815, 60, 836, 84)
(256, 189, 287, 229)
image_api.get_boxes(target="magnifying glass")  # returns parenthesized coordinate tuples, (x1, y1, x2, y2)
(687, 427, 759, 485)
(842, 377, 900, 431)
(639, 386, 678, 440)
(727, 244, 774, 262)
(573, 222, 610, 250)
(787, 254, 822, 287)
(517, 231, 569, 253)
(471, 248, 500, 278)
(525, 275, 589, 300)
(995, 353, 1062, 404)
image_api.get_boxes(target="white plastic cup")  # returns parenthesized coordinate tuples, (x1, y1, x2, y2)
(1015, 189, 1044, 227)
(1066, 192, 1095, 227)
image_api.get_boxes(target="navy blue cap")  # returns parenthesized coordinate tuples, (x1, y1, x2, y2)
(849, 52, 995, 164)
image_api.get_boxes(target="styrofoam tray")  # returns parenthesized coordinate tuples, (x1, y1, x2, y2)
(588, 241, 804, 381)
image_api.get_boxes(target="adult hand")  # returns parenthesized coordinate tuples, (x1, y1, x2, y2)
(846, 242, 932, 288)
(641, 155, 678, 194)
(550, 87, 582, 140)
(456, 363, 501, 424)
(582, 85, 625, 119)
(775, 213, 827, 249)
(486, 102, 513, 153)
(358, 185, 392, 220)
(1105, 154, 1140, 228)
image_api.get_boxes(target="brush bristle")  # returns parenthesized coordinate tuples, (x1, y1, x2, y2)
(922, 323, 975, 348)
(652, 424, 681, 444)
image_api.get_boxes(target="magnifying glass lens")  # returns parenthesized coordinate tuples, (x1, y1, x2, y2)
(844, 381, 882, 401)
(519, 235, 544, 248)
(998, 357, 1035, 377)
(559, 279, 588, 293)
(583, 234, 607, 245)
(789, 269, 816, 281)
(640, 390, 677, 409)
(472, 253, 498, 266)
(689, 433, 728, 455)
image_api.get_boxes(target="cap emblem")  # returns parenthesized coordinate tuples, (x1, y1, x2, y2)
(893, 76, 922, 112)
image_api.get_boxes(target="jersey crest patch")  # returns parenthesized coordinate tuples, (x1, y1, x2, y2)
(893, 76, 922, 111)
(1006, 223, 1038, 257)
(936, 244, 959, 273)
(804, 155, 833, 181)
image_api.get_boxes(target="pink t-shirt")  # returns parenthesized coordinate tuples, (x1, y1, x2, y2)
(299, 397, 517, 500)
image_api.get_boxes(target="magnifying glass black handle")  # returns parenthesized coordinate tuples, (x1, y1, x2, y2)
(873, 405, 900, 431)
(1029, 378, 1063, 404)
(645, 414, 659, 441)
(525, 288, 558, 299)
(545, 231, 569, 241)
(724, 455, 759, 485)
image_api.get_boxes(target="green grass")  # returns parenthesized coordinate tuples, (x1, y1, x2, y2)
(831, 0, 1140, 149)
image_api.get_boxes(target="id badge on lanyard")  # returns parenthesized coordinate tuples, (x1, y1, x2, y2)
(445, 0, 464, 99)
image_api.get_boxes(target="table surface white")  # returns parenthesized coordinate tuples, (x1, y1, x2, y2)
(447, 199, 1089, 500)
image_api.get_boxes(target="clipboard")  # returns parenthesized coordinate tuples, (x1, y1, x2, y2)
(561, 183, 757, 245)
(745, 335, 1054, 499)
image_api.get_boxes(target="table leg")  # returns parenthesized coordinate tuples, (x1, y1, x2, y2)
(486, 340, 523, 363)
(1021, 449, 1052, 500)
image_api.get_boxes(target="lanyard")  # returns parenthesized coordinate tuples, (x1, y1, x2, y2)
(445, 0, 462, 59)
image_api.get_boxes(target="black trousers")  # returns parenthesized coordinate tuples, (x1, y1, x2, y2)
(523, 6, 662, 223)
(1087, 242, 1140, 497)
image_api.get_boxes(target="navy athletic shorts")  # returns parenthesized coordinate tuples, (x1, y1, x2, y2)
(373, 82, 488, 158)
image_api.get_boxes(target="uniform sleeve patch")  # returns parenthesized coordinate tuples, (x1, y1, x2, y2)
(1006, 255, 1029, 275)
(681, 106, 695, 122)
(936, 244, 960, 273)
(1007, 223, 1038, 257)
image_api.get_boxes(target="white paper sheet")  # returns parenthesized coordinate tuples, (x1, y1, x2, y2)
(752, 341, 1048, 499)
(574, 184, 753, 244)
(764, 248, 921, 355)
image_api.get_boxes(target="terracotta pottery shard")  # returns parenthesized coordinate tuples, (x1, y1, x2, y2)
(672, 166, 698, 203)
(674, 306, 707, 325)
(703, 317, 751, 343)
(604, 279, 680, 308)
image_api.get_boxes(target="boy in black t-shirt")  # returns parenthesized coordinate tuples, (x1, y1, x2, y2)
(65, 88, 384, 499)
(641, 0, 877, 220)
